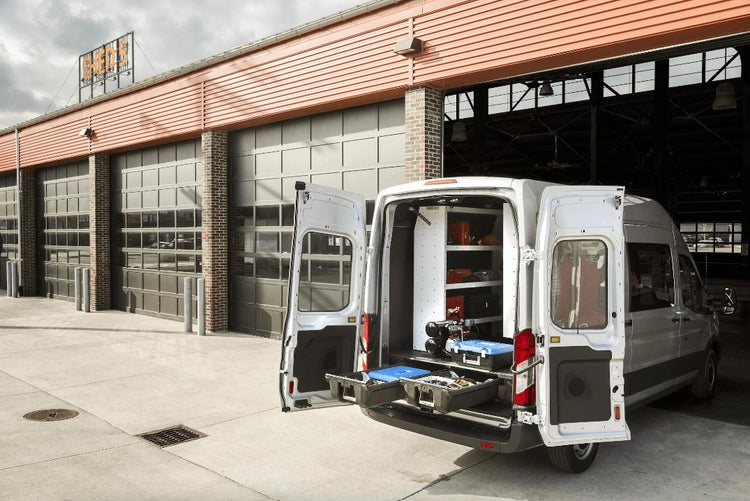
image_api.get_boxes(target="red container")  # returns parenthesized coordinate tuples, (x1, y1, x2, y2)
(448, 221, 471, 245)
(446, 296, 464, 320)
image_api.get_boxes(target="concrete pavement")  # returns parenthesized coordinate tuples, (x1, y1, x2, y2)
(0, 296, 748, 500)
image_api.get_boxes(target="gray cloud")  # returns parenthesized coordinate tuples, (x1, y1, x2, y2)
(0, 0, 360, 129)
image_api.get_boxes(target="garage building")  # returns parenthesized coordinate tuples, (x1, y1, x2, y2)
(0, 0, 748, 337)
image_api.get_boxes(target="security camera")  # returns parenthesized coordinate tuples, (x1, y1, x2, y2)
(79, 127, 93, 138)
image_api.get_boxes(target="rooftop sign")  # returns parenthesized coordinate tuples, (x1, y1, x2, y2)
(79, 32, 134, 101)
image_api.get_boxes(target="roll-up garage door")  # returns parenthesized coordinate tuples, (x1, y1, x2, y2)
(111, 140, 202, 320)
(0, 173, 18, 290)
(37, 162, 90, 300)
(228, 100, 405, 336)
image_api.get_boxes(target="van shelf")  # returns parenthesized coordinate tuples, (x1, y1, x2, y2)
(446, 280, 502, 290)
(447, 245, 502, 251)
(447, 207, 500, 216)
(468, 315, 503, 325)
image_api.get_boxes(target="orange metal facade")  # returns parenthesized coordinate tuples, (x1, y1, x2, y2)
(1, 0, 749, 172)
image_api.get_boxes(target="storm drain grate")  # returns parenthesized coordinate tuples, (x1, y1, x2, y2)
(138, 425, 206, 448)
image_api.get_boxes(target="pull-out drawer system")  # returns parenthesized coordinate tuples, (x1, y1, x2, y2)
(326, 365, 502, 413)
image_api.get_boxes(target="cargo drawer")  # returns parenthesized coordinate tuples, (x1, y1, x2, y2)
(401, 369, 500, 413)
(325, 366, 430, 408)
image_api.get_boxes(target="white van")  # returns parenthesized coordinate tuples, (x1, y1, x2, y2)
(279, 177, 734, 473)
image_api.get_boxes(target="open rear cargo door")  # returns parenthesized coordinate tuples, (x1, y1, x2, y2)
(533, 186, 631, 446)
(280, 183, 367, 412)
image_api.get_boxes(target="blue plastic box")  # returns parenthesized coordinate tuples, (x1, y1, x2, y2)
(368, 365, 430, 382)
(450, 340, 513, 369)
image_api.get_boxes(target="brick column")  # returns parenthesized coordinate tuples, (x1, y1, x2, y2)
(202, 130, 229, 332)
(89, 153, 111, 310)
(18, 168, 36, 296)
(405, 86, 443, 181)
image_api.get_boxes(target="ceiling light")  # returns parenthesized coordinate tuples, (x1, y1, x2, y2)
(450, 121, 467, 142)
(539, 81, 554, 97)
(712, 83, 736, 110)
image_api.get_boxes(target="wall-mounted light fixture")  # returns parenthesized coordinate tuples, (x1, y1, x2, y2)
(79, 127, 94, 139)
(393, 37, 422, 56)
(712, 83, 737, 110)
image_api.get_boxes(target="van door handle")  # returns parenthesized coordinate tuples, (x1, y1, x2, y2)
(624, 319, 633, 327)
(672, 315, 691, 322)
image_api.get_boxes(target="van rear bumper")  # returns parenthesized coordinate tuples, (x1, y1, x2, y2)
(364, 403, 542, 454)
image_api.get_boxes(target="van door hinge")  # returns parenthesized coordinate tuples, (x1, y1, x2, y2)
(517, 410, 541, 425)
(521, 247, 543, 264)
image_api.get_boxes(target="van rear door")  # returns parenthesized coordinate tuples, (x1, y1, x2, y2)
(279, 183, 366, 412)
(533, 186, 630, 446)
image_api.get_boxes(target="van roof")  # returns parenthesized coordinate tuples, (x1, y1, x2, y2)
(623, 195, 673, 228)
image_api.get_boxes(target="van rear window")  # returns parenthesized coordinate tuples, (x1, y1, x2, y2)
(550, 240, 608, 330)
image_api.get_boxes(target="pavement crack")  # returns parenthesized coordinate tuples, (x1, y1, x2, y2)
(397, 452, 496, 500)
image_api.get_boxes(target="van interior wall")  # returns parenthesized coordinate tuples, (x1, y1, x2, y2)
(385, 207, 416, 354)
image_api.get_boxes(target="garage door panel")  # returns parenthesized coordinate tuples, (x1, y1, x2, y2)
(228, 100, 404, 336)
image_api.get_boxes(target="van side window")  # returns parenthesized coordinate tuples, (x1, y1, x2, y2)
(627, 243, 674, 312)
(678, 255, 704, 312)
(298, 231, 353, 312)
(550, 240, 607, 330)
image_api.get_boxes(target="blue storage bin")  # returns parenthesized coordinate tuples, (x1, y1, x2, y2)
(368, 365, 430, 382)
(450, 340, 513, 369)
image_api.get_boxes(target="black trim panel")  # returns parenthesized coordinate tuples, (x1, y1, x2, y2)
(293, 325, 357, 392)
(366, 404, 542, 454)
(625, 350, 705, 396)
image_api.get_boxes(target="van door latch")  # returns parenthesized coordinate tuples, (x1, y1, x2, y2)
(520, 247, 543, 264)
(517, 410, 541, 425)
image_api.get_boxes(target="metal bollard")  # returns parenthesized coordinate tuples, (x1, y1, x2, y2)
(197, 278, 205, 336)
(82, 268, 90, 313)
(5, 261, 11, 297)
(74, 267, 82, 311)
(184, 277, 193, 333)
(10, 260, 18, 298)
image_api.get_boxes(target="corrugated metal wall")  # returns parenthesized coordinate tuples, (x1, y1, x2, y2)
(2, 0, 748, 171)
(228, 100, 405, 336)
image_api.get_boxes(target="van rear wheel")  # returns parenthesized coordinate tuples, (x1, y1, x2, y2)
(547, 443, 599, 473)
(691, 348, 717, 400)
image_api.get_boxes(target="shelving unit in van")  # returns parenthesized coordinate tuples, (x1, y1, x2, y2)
(412, 203, 514, 352)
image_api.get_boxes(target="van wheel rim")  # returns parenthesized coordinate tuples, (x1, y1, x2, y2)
(572, 443, 593, 460)
(706, 357, 716, 391)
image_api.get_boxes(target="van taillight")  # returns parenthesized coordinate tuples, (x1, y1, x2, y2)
(514, 329, 536, 406)
(362, 313, 371, 371)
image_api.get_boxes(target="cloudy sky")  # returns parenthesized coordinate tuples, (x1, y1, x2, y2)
(0, 0, 363, 130)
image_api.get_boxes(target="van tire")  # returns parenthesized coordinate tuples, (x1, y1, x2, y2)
(546, 443, 599, 473)
(690, 348, 717, 400)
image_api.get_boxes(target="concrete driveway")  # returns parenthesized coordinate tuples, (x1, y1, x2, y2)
(0, 296, 748, 500)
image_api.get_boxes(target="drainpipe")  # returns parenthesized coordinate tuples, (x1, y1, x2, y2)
(14, 128, 21, 291)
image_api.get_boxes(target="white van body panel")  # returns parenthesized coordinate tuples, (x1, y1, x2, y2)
(279, 184, 366, 411)
(533, 186, 630, 446)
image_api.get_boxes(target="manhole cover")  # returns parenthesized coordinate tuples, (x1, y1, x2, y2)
(138, 425, 206, 448)
(23, 409, 79, 421)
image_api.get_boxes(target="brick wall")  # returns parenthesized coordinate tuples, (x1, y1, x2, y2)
(405, 86, 443, 182)
(201, 130, 229, 332)
(89, 154, 111, 310)
(18, 168, 36, 296)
